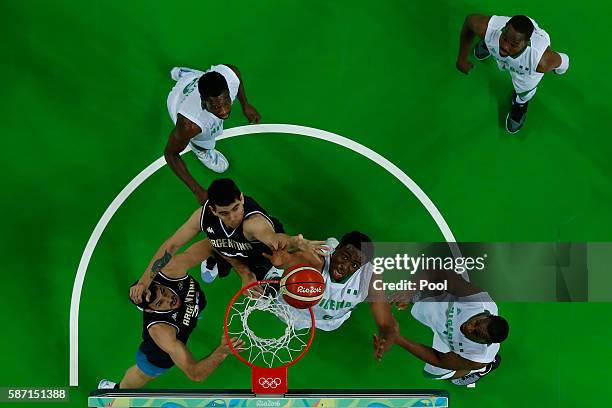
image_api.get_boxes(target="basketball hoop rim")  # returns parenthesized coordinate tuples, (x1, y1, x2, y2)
(223, 279, 316, 369)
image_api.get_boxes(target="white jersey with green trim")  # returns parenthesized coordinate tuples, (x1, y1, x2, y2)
(411, 291, 500, 364)
(167, 64, 240, 149)
(484, 15, 550, 93)
(288, 238, 374, 331)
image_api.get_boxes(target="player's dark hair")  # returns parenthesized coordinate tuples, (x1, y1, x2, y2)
(339, 231, 374, 262)
(508, 15, 534, 39)
(129, 281, 158, 310)
(208, 178, 242, 208)
(486, 315, 510, 343)
(198, 71, 228, 99)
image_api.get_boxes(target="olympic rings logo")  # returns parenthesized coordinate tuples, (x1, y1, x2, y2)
(258, 377, 282, 388)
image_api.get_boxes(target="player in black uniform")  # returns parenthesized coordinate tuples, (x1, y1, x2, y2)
(98, 248, 244, 389)
(199, 178, 289, 284)
(130, 178, 323, 302)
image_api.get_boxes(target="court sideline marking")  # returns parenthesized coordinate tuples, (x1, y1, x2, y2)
(69, 124, 458, 386)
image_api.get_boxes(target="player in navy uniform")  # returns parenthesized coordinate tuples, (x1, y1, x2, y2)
(129, 178, 323, 303)
(98, 248, 244, 389)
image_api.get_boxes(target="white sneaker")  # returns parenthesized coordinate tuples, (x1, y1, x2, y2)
(97, 379, 117, 389)
(191, 147, 229, 173)
(201, 257, 219, 283)
(170, 66, 198, 81)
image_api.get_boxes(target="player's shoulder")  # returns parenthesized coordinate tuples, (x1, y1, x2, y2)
(488, 15, 510, 26)
(466, 14, 493, 37)
(457, 290, 492, 302)
(458, 291, 498, 313)
(243, 212, 274, 233)
(483, 15, 508, 36)
(243, 196, 271, 217)
(208, 64, 240, 83)
(146, 320, 180, 337)
(201, 200, 211, 215)
(243, 195, 258, 207)
(530, 19, 551, 47)
(176, 113, 202, 135)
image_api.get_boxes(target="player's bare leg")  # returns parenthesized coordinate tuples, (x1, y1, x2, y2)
(118, 365, 155, 389)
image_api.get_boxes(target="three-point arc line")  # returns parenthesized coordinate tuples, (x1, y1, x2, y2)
(69, 123, 459, 386)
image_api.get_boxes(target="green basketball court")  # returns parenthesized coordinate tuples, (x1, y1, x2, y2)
(2, 0, 610, 406)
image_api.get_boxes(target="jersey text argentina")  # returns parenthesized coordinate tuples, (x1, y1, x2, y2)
(140, 273, 206, 368)
(200, 196, 284, 279)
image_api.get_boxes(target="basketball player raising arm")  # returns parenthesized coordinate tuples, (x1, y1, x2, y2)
(206, 210, 324, 296)
(373, 267, 509, 386)
(100, 247, 245, 389)
(263, 233, 398, 342)
(130, 179, 324, 303)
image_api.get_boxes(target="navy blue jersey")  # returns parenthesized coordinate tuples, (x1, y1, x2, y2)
(139, 272, 206, 368)
(200, 196, 284, 280)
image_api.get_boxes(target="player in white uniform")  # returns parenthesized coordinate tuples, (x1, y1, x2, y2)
(457, 14, 570, 134)
(374, 268, 509, 386)
(263, 231, 398, 339)
(165, 65, 261, 204)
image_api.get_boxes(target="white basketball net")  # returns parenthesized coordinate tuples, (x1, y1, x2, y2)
(226, 283, 313, 368)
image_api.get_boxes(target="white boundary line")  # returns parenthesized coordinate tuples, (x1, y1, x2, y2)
(69, 124, 458, 386)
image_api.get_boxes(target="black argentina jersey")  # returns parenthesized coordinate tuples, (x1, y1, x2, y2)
(139, 272, 206, 368)
(200, 196, 284, 279)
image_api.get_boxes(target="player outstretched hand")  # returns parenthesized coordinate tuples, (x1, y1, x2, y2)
(241, 273, 264, 298)
(388, 291, 411, 311)
(373, 317, 399, 361)
(293, 234, 328, 257)
(456, 57, 475, 74)
(262, 242, 291, 268)
(130, 281, 151, 304)
(219, 334, 247, 356)
(242, 103, 261, 124)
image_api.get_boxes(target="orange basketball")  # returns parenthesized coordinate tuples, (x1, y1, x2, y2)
(280, 264, 325, 309)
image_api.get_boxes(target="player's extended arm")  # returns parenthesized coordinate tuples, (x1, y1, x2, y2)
(219, 254, 258, 284)
(164, 113, 208, 204)
(536, 47, 570, 74)
(262, 244, 325, 271)
(130, 208, 203, 303)
(394, 335, 486, 371)
(224, 64, 261, 124)
(369, 274, 399, 360)
(456, 14, 491, 74)
(161, 239, 214, 279)
(243, 215, 325, 255)
(149, 324, 239, 382)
